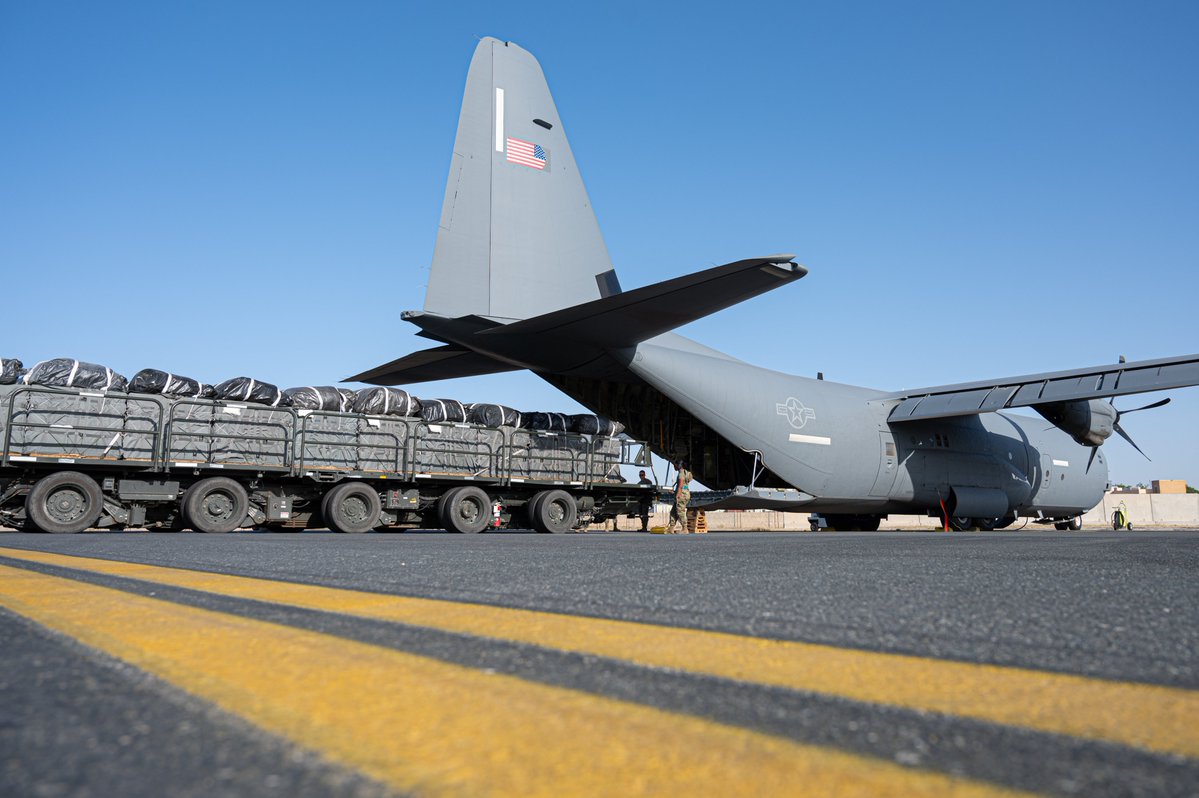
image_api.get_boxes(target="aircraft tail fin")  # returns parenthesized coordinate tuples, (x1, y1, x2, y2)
(425, 38, 616, 322)
(351, 39, 807, 386)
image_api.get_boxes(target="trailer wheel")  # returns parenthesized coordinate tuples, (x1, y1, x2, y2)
(184, 477, 249, 534)
(323, 482, 380, 534)
(26, 471, 103, 534)
(530, 489, 576, 534)
(438, 486, 490, 534)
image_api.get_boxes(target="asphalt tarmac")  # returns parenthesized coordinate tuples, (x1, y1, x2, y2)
(1, 529, 1195, 796)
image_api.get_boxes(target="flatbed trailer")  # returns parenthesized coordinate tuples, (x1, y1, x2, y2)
(0, 384, 652, 534)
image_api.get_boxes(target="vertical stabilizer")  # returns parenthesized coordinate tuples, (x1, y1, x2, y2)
(424, 38, 616, 321)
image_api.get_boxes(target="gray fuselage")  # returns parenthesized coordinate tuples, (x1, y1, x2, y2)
(627, 334, 1108, 517)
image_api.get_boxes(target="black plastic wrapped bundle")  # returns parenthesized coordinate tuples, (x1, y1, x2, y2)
(23, 358, 128, 392)
(351, 387, 421, 417)
(420, 399, 468, 423)
(569, 414, 625, 436)
(0, 358, 23, 385)
(129, 368, 212, 398)
(468, 403, 521, 428)
(282, 386, 355, 412)
(524, 411, 570, 432)
(213, 376, 287, 407)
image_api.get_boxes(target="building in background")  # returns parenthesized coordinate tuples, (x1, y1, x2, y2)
(1109, 480, 1190, 495)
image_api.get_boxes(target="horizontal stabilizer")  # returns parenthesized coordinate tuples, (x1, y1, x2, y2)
(885, 353, 1199, 422)
(346, 345, 520, 385)
(481, 256, 806, 347)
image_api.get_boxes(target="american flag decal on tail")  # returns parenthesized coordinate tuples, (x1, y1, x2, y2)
(506, 137, 547, 170)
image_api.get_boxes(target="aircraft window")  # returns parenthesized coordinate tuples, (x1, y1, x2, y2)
(534, 118, 553, 129)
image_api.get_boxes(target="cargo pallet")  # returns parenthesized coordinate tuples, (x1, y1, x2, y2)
(0, 384, 652, 534)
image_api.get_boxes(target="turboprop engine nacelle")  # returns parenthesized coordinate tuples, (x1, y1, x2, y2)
(1033, 399, 1116, 448)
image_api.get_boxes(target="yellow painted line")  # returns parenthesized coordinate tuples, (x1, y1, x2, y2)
(0, 564, 1026, 798)
(3, 547, 1197, 760)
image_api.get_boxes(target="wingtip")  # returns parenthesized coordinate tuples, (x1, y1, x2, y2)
(762, 255, 806, 278)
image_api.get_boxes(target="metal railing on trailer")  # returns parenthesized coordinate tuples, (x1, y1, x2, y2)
(1, 385, 166, 469)
(2, 385, 651, 488)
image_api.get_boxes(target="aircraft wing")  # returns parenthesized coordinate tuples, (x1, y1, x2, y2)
(346, 345, 521, 385)
(884, 353, 1199, 423)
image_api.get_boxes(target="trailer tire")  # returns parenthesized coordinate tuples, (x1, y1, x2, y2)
(26, 471, 103, 534)
(323, 482, 380, 534)
(530, 489, 576, 534)
(184, 477, 249, 534)
(438, 486, 490, 534)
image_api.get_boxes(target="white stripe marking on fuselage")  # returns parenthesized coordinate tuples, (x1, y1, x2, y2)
(495, 87, 504, 152)
(789, 433, 831, 446)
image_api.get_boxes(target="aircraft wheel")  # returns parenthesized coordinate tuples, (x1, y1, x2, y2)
(1054, 521, 1070, 531)
(26, 471, 103, 534)
(948, 516, 975, 531)
(438, 486, 491, 534)
(530, 489, 577, 534)
(973, 518, 999, 532)
(824, 514, 881, 531)
(184, 477, 249, 534)
(323, 482, 381, 533)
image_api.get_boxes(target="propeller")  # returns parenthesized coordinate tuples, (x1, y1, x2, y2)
(1111, 397, 1171, 460)
(1084, 396, 1171, 472)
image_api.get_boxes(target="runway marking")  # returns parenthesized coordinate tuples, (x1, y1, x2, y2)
(2, 549, 1197, 760)
(0, 563, 1027, 798)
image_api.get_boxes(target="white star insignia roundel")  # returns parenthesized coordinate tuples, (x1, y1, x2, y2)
(776, 397, 816, 429)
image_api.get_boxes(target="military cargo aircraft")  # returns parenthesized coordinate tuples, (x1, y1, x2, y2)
(350, 38, 1199, 531)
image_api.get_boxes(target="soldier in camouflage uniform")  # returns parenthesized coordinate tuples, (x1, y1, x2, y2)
(665, 459, 693, 534)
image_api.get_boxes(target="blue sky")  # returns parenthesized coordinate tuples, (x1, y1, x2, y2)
(2, 1, 1196, 489)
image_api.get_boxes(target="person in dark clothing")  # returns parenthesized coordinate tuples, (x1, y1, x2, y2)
(637, 469, 654, 531)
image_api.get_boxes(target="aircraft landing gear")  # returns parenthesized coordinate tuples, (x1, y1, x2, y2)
(948, 516, 1005, 531)
(1054, 517, 1083, 531)
(816, 514, 882, 531)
